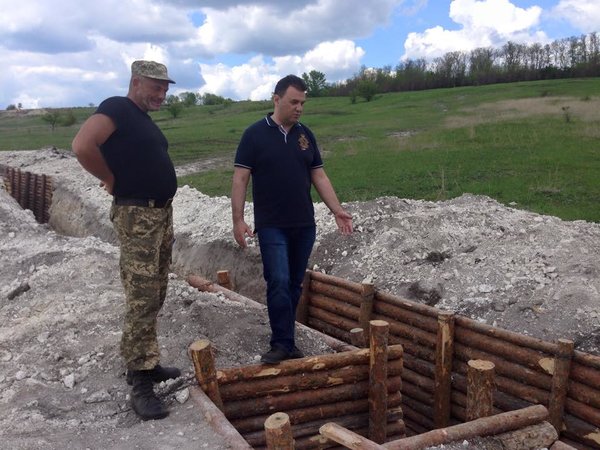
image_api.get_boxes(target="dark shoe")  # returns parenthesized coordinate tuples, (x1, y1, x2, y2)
(130, 370, 169, 421)
(261, 346, 290, 364)
(289, 346, 304, 359)
(126, 364, 181, 386)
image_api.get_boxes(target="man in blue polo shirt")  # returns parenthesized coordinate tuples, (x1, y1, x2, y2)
(231, 74, 353, 364)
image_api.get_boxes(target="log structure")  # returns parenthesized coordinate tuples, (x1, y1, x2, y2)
(295, 269, 600, 449)
(2, 166, 53, 223)
(189, 319, 405, 449)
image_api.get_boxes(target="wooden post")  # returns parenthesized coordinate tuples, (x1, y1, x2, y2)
(350, 327, 367, 348)
(216, 270, 232, 290)
(189, 339, 224, 410)
(466, 359, 495, 421)
(295, 271, 312, 325)
(359, 282, 375, 342)
(549, 339, 574, 432)
(320, 422, 387, 450)
(265, 412, 294, 450)
(369, 320, 389, 444)
(434, 311, 455, 428)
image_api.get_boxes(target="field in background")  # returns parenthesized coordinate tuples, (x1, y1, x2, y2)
(1, 78, 599, 222)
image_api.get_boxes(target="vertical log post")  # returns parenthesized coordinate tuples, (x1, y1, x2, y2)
(466, 359, 496, 421)
(369, 320, 389, 444)
(189, 339, 224, 410)
(350, 327, 367, 348)
(359, 282, 375, 342)
(549, 339, 574, 432)
(295, 271, 312, 325)
(434, 311, 455, 428)
(265, 412, 294, 450)
(216, 270, 232, 290)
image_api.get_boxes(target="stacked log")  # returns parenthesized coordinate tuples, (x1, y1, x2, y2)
(299, 270, 600, 449)
(1, 167, 53, 223)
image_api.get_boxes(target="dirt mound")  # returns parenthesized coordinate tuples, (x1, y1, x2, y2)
(1, 148, 599, 449)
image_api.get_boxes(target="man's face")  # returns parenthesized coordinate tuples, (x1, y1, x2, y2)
(132, 76, 169, 112)
(274, 86, 306, 127)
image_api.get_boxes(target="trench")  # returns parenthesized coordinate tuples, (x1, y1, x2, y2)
(3, 165, 600, 449)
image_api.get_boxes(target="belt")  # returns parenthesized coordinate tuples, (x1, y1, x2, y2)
(114, 197, 173, 208)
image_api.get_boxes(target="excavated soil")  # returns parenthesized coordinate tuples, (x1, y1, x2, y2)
(1, 148, 599, 449)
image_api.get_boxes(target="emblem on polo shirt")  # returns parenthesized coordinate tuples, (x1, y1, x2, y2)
(298, 134, 310, 151)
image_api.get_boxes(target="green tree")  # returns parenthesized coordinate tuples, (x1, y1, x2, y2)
(41, 110, 61, 131)
(165, 96, 184, 118)
(180, 91, 199, 107)
(200, 93, 232, 106)
(302, 70, 328, 97)
(356, 79, 377, 102)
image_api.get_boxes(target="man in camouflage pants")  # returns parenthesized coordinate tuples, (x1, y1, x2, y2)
(72, 60, 180, 420)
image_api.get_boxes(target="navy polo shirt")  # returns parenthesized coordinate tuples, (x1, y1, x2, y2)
(234, 114, 323, 230)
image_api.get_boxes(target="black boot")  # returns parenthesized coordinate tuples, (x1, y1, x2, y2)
(130, 370, 169, 420)
(126, 364, 181, 385)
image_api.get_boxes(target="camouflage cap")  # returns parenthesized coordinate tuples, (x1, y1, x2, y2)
(131, 60, 175, 84)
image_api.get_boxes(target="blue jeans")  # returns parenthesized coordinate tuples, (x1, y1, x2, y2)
(257, 226, 316, 352)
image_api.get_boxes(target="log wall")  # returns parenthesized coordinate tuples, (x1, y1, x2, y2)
(298, 269, 600, 450)
(1, 165, 53, 223)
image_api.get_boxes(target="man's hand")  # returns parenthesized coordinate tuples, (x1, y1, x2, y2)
(334, 210, 353, 235)
(233, 220, 254, 248)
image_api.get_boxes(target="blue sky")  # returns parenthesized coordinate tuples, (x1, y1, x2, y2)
(0, 0, 598, 109)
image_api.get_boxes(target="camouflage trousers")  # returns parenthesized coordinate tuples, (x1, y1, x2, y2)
(110, 203, 174, 371)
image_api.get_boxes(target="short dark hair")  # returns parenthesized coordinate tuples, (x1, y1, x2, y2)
(274, 74, 307, 97)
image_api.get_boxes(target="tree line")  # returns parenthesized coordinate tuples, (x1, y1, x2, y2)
(308, 32, 600, 99)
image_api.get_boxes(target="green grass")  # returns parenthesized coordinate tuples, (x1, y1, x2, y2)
(2, 78, 600, 222)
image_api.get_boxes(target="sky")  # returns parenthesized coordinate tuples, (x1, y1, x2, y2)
(0, 0, 598, 109)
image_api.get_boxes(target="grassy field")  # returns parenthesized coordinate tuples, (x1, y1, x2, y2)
(1, 78, 599, 222)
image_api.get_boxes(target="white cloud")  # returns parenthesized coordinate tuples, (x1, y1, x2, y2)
(199, 40, 365, 100)
(553, 0, 600, 33)
(403, 0, 547, 60)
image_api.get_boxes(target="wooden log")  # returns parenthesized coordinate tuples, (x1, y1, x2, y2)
(308, 317, 353, 343)
(308, 270, 363, 293)
(570, 361, 600, 392)
(308, 305, 359, 332)
(454, 341, 553, 391)
(550, 441, 580, 450)
(369, 320, 389, 444)
(402, 393, 434, 422)
(549, 339, 575, 432)
(466, 359, 495, 421)
(375, 290, 442, 318)
(217, 345, 403, 384)
(561, 413, 600, 449)
(573, 350, 600, 371)
(372, 301, 438, 334)
(565, 397, 600, 428)
(492, 421, 558, 450)
(455, 315, 559, 355)
(389, 334, 436, 363)
(232, 392, 403, 434)
(402, 366, 435, 393)
(320, 423, 386, 450)
(216, 269, 232, 290)
(378, 315, 436, 348)
(311, 293, 360, 320)
(219, 358, 404, 401)
(223, 376, 403, 420)
(403, 352, 435, 379)
(296, 270, 311, 325)
(244, 408, 404, 447)
(383, 405, 549, 450)
(188, 385, 253, 449)
(265, 412, 294, 450)
(350, 328, 366, 348)
(455, 326, 552, 373)
(400, 402, 435, 430)
(434, 311, 455, 428)
(309, 279, 363, 307)
(454, 359, 551, 405)
(401, 379, 434, 406)
(402, 417, 428, 436)
(359, 283, 375, 342)
(189, 339, 223, 410)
